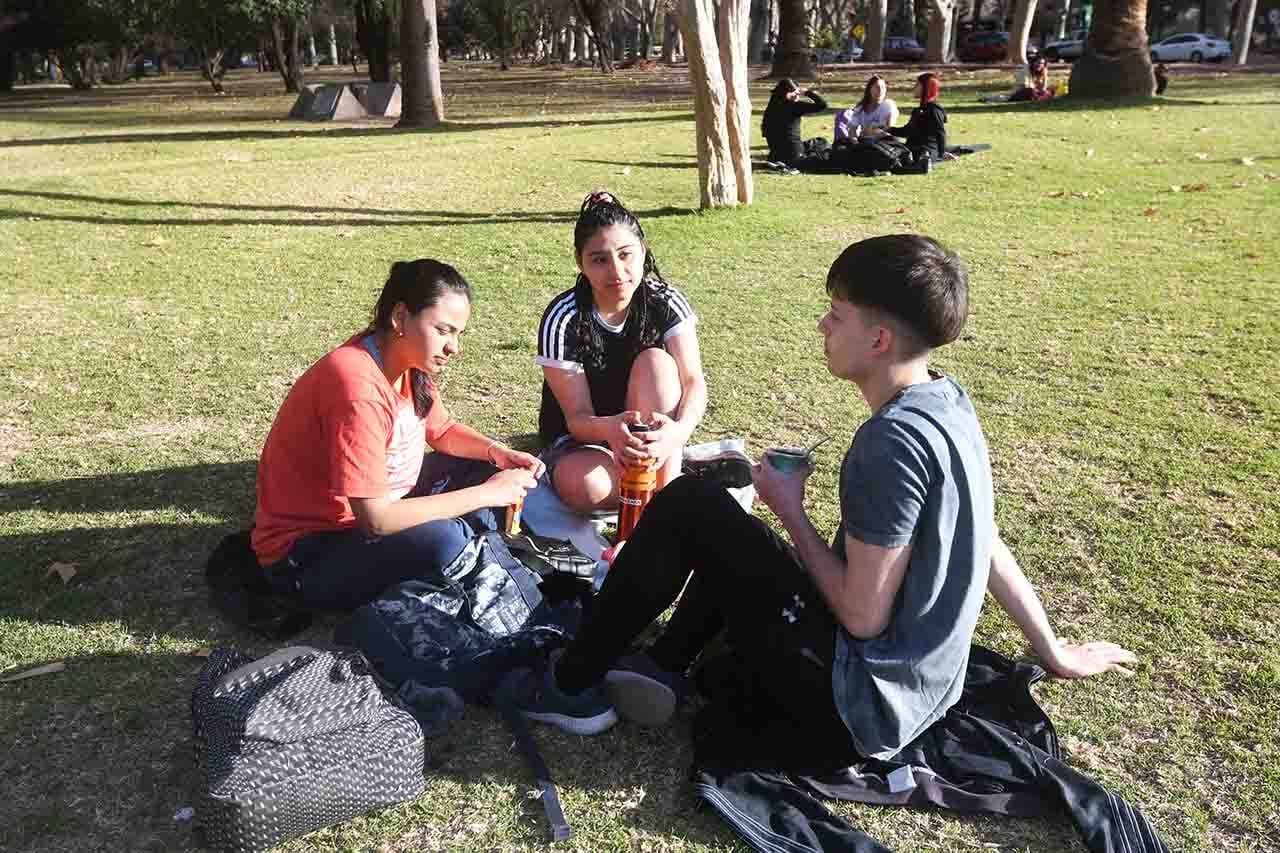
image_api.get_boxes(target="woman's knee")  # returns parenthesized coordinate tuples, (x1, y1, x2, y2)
(553, 450, 617, 511)
(626, 348, 681, 413)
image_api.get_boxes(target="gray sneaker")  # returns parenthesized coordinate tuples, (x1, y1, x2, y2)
(605, 652, 686, 727)
(499, 659, 618, 736)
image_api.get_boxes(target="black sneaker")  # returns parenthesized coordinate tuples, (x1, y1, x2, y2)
(498, 657, 618, 736)
(605, 652, 686, 727)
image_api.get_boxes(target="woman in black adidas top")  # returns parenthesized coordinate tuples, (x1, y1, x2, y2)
(536, 191, 707, 512)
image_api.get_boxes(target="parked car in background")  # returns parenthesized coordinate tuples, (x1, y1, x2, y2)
(1042, 29, 1087, 60)
(1150, 32, 1231, 62)
(811, 46, 863, 63)
(883, 36, 926, 62)
(958, 30, 1009, 62)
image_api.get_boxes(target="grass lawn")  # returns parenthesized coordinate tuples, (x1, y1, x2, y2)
(1, 61, 1277, 852)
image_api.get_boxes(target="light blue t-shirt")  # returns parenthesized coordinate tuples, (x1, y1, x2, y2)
(831, 374, 994, 759)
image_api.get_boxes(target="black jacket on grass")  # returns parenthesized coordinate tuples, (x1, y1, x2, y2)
(889, 101, 948, 162)
(692, 645, 1171, 853)
(762, 90, 829, 165)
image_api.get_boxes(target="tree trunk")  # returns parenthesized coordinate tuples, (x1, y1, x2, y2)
(0, 47, 15, 92)
(271, 18, 305, 93)
(308, 32, 317, 67)
(663, 14, 682, 61)
(769, 0, 813, 77)
(747, 0, 769, 62)
(398, 0, 446, 127)
(677, 0, 737, 208)
(719, 0, 753, 205)
(1068, 0, 1153, 97)
(575, 0, 616, 71)
(865, 0, 889, 60)
(926, 0, 954, 61)
(1231, 0, 1257, 62)
(356, 0, 394, 82)
(198, 44, 227, 94)
(328, 24, 339, 65)
(1007, 0, 1036, 61)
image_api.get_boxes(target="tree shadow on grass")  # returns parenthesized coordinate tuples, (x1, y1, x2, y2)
(0, 188, 693, 228)
(0, 112, 697, 149)
(575, 158, 699, 170)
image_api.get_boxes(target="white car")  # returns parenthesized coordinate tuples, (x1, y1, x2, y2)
(1150, 33, 1231, 62)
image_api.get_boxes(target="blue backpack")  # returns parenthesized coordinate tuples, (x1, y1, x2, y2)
(338, 531, 592, 840)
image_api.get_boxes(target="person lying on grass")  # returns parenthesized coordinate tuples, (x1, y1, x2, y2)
(535, 190, 706, 515)
(252, 259, 544, 610)
(506, 234, 1136, 751)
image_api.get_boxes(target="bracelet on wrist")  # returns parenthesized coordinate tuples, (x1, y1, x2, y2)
(485, 440, 504, 464)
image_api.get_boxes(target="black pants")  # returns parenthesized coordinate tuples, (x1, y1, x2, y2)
(557, 476, 859, 762)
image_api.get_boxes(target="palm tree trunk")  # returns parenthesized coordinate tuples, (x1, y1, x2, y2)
(398, 0, 446, 128)
(769, 0, 813, 77)
(1068, 0, 1154, 97)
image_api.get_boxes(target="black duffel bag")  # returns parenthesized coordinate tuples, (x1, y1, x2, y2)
(191, 645, 426, 853)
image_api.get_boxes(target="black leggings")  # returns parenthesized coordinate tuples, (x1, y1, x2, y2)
(557, 476, 860, 764)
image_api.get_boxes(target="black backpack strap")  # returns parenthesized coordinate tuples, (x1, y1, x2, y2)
(497, 700, 571, 841)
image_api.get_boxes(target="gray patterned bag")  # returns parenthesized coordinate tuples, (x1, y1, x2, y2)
(191, 645, 426, 853)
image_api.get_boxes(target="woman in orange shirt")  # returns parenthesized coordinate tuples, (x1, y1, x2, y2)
(252, 259, 543, 610)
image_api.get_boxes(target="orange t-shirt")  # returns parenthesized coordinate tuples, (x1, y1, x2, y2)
(251, 336, 456, 566)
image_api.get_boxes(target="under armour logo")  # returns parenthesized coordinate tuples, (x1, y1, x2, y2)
(792, 594, 806, 610)
(782, 607, 797, 624)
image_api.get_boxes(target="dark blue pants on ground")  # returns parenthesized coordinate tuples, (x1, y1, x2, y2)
(267, 453, 503, 611)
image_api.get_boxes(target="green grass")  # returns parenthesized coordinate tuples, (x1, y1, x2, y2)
(1, 62, 1278, 852)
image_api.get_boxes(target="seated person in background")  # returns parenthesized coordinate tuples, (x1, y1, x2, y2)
(536, 191, 706, 514)
(518, 234, 1137, 751)
(889, 72, 950, 169)
(762, 78, 829, 167)
(834, 74, 900, 145)
(252, 259, 543, 611)
(1010, 57, 1054, 102)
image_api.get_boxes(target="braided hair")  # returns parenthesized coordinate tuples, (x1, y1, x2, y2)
(571, 190, 670, 371)
(364, 259, 472, 418)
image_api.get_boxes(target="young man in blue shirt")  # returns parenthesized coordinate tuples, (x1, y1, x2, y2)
(510, 235, 1135, 755)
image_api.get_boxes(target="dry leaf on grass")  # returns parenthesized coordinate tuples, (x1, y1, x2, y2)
(1086, 149, 1096, 158)
(1192, 153, 1209, 161)
(1070, 191, 1090, 199)
(1046, 190, 1065, 198)
(46, 561, 77, 584)
(1245, 253, 1261, 261)
(1239, 157, 1255, 166)
(1153, 158, 1168, 165)
(0, 661, 66, 683)
(1232, 181, 1248, 189)
(894, 207, 908, 214)
(1170, 185, 1182, 193)
(1143, 207, 1158, 216)
(1051, 249, 1077, 257)
(1184, 182, 1209, 192)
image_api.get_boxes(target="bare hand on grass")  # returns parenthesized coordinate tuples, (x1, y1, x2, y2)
(1046, 641, 1138, 679)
